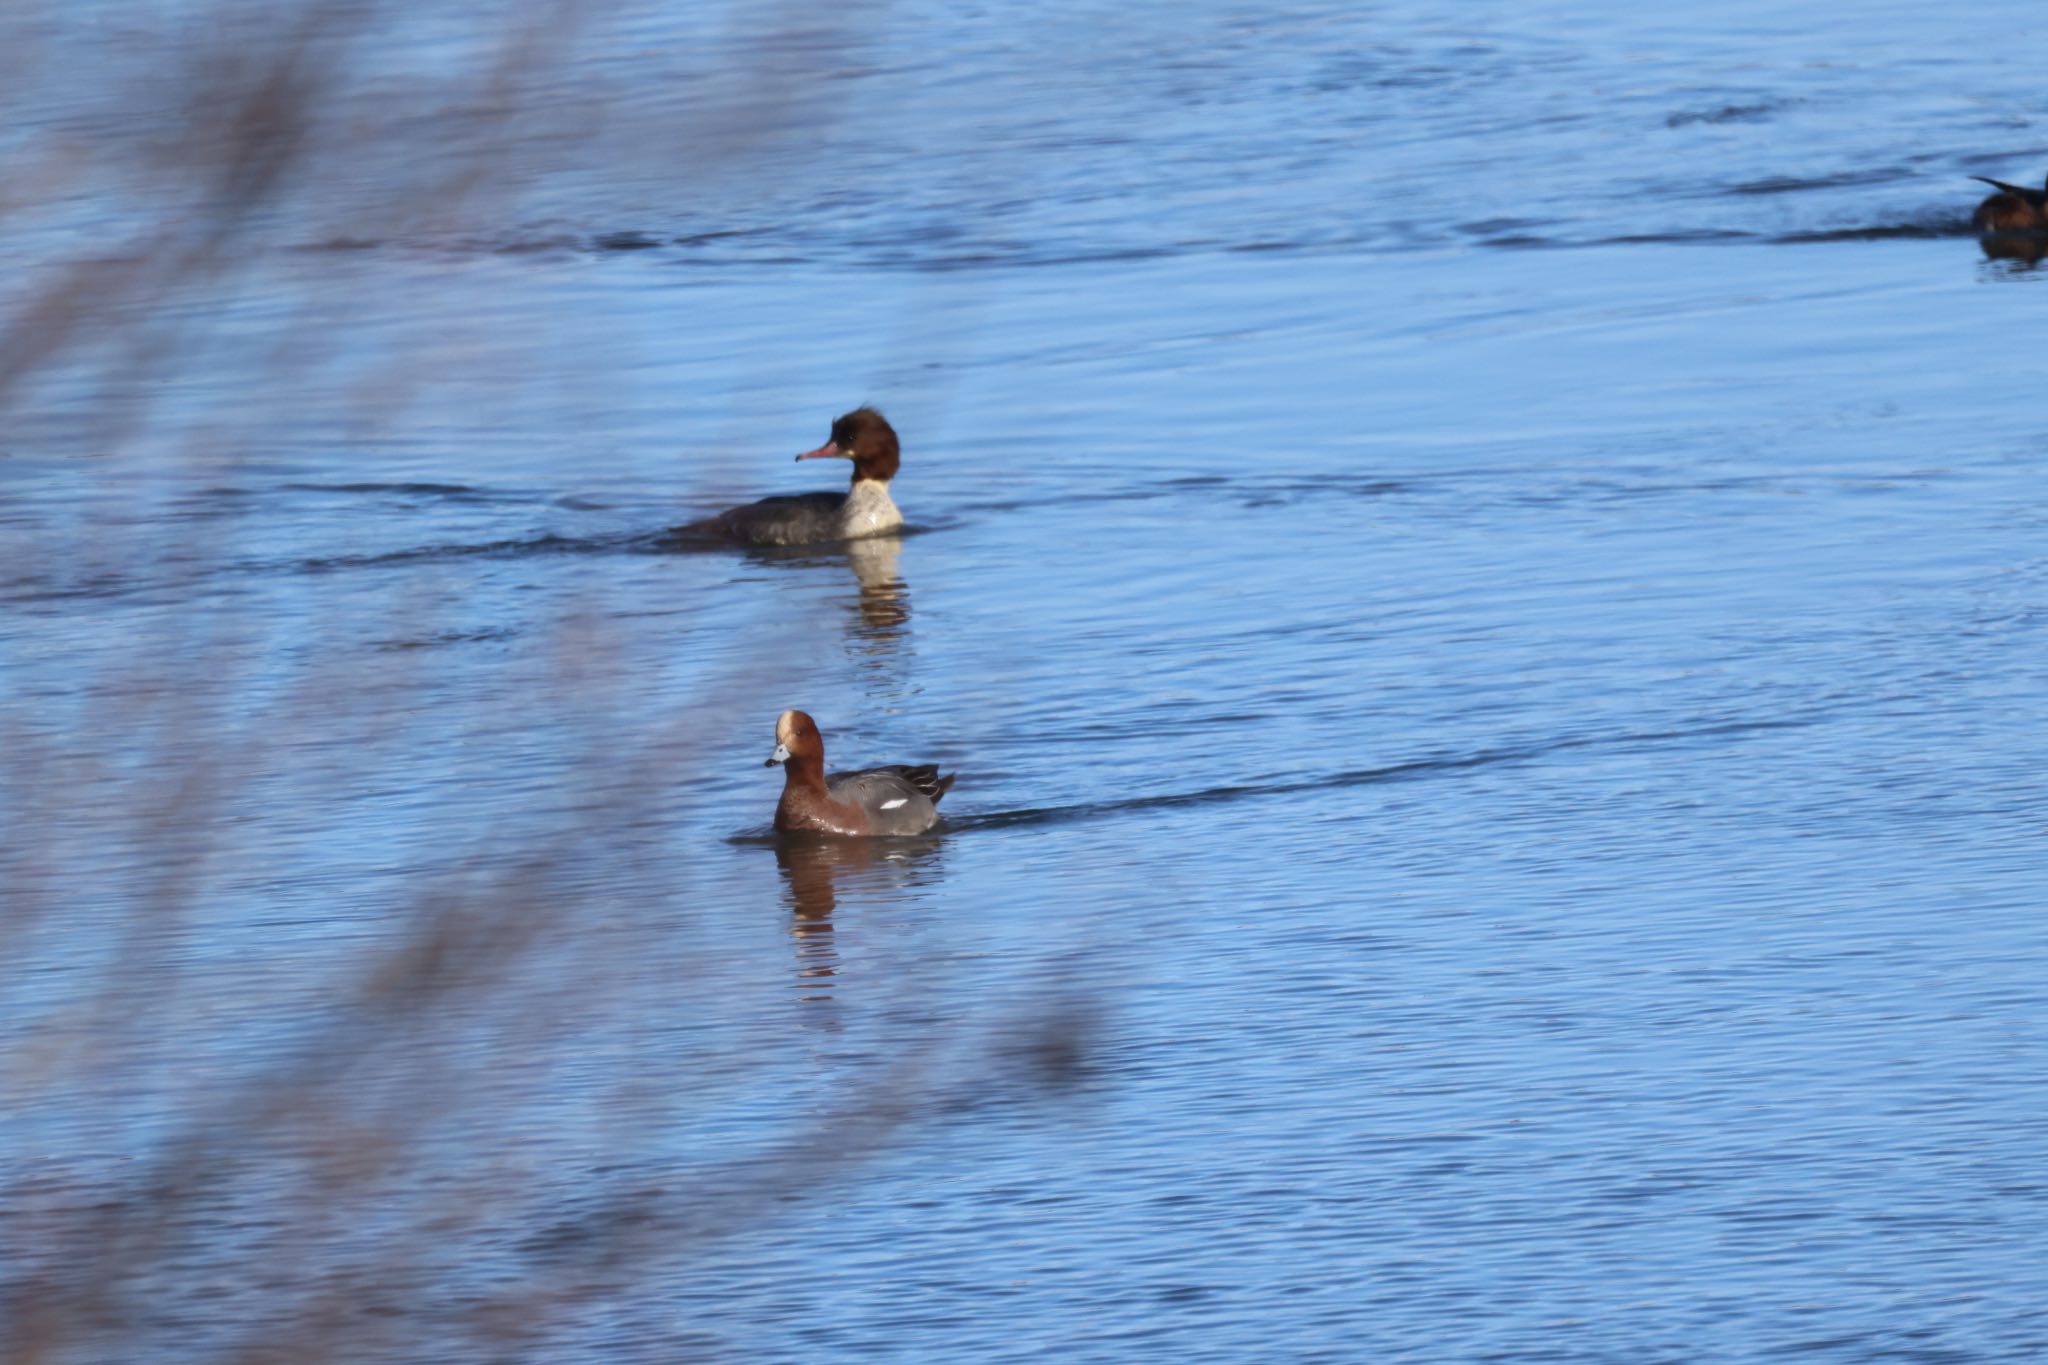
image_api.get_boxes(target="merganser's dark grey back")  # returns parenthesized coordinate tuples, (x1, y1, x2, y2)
(713, 491, 848, 546)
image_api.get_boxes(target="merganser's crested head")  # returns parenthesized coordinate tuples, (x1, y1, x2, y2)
(766, 708, 826, 767)
(794, 407, 900, 485)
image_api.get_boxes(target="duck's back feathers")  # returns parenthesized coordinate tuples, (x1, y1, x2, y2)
(821, 764, 955, 836)
(709, 491, 850, 546)
(832, 763, 955, 804)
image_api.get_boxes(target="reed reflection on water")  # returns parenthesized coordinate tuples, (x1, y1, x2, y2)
(0, 4, 1084, 1360)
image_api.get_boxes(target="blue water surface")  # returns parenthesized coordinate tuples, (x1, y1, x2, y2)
(2, 1, 2045, 1360)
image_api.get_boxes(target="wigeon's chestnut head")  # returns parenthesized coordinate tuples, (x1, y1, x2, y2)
(1971, 174, 2048, 235)
(766, 708, 825, 770)
(795, 407, 901, 486)
(764, 708, 954, 838)
(699, 408, 907, 546)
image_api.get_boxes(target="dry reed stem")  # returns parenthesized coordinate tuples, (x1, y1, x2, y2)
(0, 3, 1088, 1359)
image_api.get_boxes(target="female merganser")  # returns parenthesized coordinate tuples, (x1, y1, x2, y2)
(708, 408, 904, 546)
(765, 708, 954, 837)
(1971, 174, 2048, 234)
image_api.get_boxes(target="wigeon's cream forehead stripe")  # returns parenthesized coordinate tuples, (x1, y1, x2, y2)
(776, 710, 799, 742)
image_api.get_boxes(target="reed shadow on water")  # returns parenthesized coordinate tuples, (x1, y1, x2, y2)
(0, 3, 1092, 1360)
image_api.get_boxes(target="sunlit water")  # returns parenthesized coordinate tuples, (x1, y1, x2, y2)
(4, 1, 2047, 1359)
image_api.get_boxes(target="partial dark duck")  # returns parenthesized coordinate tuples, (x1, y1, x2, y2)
(1970, 174, 2048, 234)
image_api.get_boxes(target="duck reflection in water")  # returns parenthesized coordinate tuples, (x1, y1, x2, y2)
(778, 834, 946, 1003)
(743, 535, 913, 663)
(1979, 230, 2048, 266)
(843, 534, 910, 637)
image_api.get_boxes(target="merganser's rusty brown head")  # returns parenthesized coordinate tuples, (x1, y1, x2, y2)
(795, 407, 900, 485)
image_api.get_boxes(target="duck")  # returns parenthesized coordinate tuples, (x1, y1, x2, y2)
(765, 708, 954, 837)
(704, 408, 905, 546)
(1970, 174, 2048, 234)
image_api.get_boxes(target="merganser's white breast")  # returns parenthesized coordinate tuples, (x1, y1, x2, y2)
(836, 478, 902, 540)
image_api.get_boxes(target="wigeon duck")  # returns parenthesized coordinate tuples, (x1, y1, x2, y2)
(706, 408, 905, 546)
(765, 709, 954, 837)
(1971, 174, 2048, 234)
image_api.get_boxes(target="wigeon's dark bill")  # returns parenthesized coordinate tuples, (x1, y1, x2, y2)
(794, 441, 847, 462)
(765, 742, 791, 766)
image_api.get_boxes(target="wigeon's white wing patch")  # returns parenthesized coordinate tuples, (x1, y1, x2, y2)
(879, 797, 908, 810)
